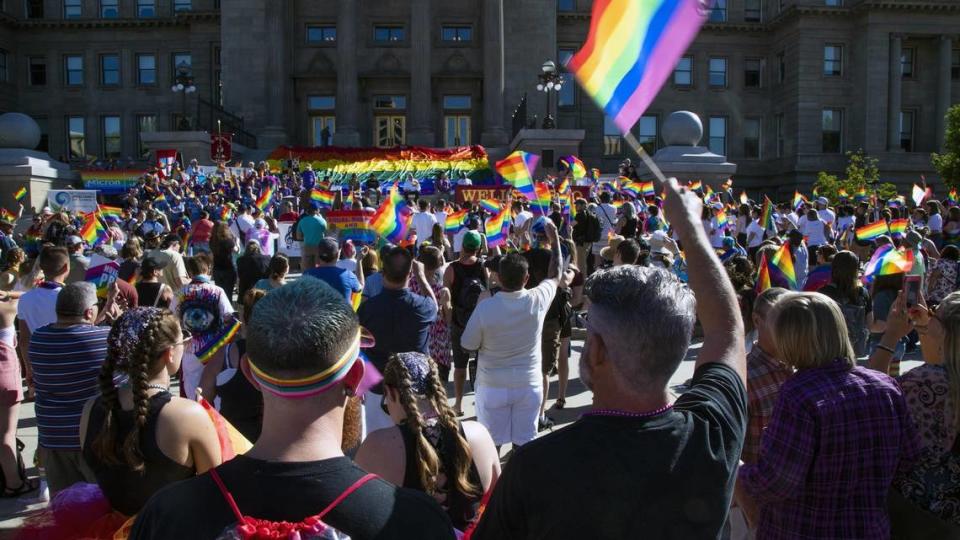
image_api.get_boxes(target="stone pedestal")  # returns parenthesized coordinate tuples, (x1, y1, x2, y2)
(644, 111, 737, 184)
(140, 131, 251, 165)
(504, 128, 585, 176)
(0, 149, 77, 215)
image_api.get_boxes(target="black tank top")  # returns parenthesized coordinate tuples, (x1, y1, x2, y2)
(135, 281, 169, 309)
(621, 218, 638, 238)
(82, 392, 194, 516)
(398, 420, 482, 530)
(215, 340, 262, 442)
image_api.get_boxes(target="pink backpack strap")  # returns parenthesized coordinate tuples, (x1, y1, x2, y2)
(315, 473, 379, 521)
(209, 467, 245, 523)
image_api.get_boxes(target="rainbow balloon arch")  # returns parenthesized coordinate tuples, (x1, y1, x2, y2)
(266, 145, 495, 189)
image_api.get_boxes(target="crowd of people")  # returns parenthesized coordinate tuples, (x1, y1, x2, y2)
(0, 154, 956, 539)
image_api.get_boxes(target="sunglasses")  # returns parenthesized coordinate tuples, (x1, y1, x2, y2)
(380, 394, 389, 416)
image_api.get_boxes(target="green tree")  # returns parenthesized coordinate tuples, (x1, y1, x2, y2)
(812, 149, 884, 202)
(932, 104, 960, 190)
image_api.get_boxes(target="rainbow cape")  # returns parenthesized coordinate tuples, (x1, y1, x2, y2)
(568, 0, 708, 133)
(369, 188, 412, 244)
(856, 221, 888, 241)
(13, 187, 26, 202)
(445, 210, 467, 233)
(310, 189, 336, 208)
(862, 244, 914, 284)
(560, 156, 587, 179)
(496, 151, 539, 201)
(485, 208, 510, 248)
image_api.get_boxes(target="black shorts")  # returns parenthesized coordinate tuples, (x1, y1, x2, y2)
(451, 324, 473, 369)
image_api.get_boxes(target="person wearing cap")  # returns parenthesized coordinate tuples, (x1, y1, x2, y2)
(649, 230, 678, 270)
(0, 212, 18, 265)
(815, 196, 836, 231)
(453, 215, 482, 256)
(443, 229, 488, 415)
(303, 238, 364, 300)
(296, 203, 327, 270)
(600, 235, 626, 266)
(137, 252, 173, 308)
(29, 281, 118, 495)
(65, 235, 91, 285)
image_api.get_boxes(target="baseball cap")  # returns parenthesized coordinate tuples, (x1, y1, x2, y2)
(816, 197, 829, 205)
(462, 230, 482, 251)
(66, 235, 83, 246)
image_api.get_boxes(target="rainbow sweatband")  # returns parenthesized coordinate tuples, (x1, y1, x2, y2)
(248, 331, 361, 398)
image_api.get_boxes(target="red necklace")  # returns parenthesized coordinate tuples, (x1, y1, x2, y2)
(582, 403, 674, 419)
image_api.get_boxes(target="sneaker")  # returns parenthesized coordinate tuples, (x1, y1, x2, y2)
(538, 416, 555, 432)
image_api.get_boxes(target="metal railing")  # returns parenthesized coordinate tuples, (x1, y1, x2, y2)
(195, 97, 258, 149)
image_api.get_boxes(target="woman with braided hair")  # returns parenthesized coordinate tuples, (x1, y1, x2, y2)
(79, 307, 222, 516)
(355, 352, 499, 530)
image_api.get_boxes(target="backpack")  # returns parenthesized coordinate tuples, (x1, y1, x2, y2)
(585, 213, 602, 243)
(835, 289, 869, 357)
(453, 262, 486, 327)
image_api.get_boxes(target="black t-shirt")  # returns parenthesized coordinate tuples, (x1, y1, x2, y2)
(471, 363, 747, 540)
(129, 455, 454, 540)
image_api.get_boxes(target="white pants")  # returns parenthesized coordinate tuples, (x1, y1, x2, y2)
(475, 384, 542, 447)
(181, 352, 203, 401)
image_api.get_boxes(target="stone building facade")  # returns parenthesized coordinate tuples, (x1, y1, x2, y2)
(0, 0, 958, 191)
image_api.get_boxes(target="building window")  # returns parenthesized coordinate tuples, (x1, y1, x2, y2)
(822, 108, 843, 153)
(709, 57, 727, 88)
(441, 25, 472, 42)
(0, 50, 6, 83)
(374, 26, 405, 43)
(64, 0, 81, 17)
(900, 110, 915, 152)
(709, 0, 726, 21)
(137, 114, 156, 158)
(137, 0, 154, 17)
(67, 116, 85, 159)
(744, 0, 762, 21)
(100, 54, 120, 86)
(825, 0, 841, 5)
(137, 54, 156, 85)
(444, 96, 472, 147)
(29, 57, 46, 85)
(308, 96, 336, 146)
(100, 0, 118, 18)
(307, 95, 336, 110)
(171, 53, 191, 83)
(638, 115, 658, 155)
(306, 25, 336, 43)
(443, 95, 471, 110)
(64, 55, 84, 86)
(173, 0, 191, 12)
(35, 117, 49, 152)
(374, 95, 406, 109)
(743, 117, 761, 159)
(776, 113, 785, 157)
(777, 52, 785, 83)
(558, 48, 576, 106)
(823, 45, 842, 76)
(901, 47, 915, 78)
(744, 58, 762, 88)
(674, 55, 692, 87)
(708, 116, 727, 155)
(558, 0, 575, 11)
(603, 116, 622, 156)
(102, 116, 121, 159)
(26, 0, 43, 18)
(953, 49, 959, 80)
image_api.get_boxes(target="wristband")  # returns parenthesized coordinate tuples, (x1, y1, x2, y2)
(875, 343, 896, 354)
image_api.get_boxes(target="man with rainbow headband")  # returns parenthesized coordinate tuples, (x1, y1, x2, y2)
(131, 279, 454, 539)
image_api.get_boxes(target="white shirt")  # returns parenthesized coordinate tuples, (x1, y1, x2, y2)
(837, 215, 854, 236)
(168, 280, 235, 319)
(457, 177, 473, 186)
(818, 208, 836, 227)
(709, 217, 726, 248)
(928, 213, 943, 233)
(453, 229, 468, 252)
(236, 214, 255, 237)
(411, 211, 438, 238)
(17, 285, 61, 332)
(595, 204, 618, 239)
(746, 221, 765, 248)
(337, 259, 358, 273)
(513, 210, 534, 230)
(461, 279, 558, 389)
(433, 211, 448, 230)
(803, 218, 828, 246)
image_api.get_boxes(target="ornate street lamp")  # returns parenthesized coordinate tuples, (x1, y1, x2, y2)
(536, 60, 563, 129)
(171, 61, 197, 130)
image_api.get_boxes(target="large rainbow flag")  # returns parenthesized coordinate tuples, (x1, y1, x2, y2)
(568, 0, 708, 133)
(369, 188, 412, 244)
(266, 146, 492, 186)
(485, 208, 510, 248)
(80, 169, 146, 194)
(496, 151, 539, 201)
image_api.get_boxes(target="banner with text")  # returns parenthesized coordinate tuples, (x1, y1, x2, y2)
(326, 210, 377, 244)
(47, 190, 99, 214)
(80, 170, 145, 195)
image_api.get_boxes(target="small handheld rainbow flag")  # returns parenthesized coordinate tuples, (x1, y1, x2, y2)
(478, 199, 501, 214)
(560, 156, 587, 179)
(369, 188, 412, 244)
(445, 210, 467, 233)
(13, 187, 27, 202)
(621, 181, 641, 199)
(715, 210, 729, 229)
(496, 151, 539, 201)
(912, 184, 931, 207)
(0, 208, 15, 222)
(854, 186, 868, 201)
(310, 189, 336, 209)
(557, 178, 571, 195)
(837, 188, 849, 200)
(485, 208, 510, 248)
(760, 196, 775, 231)
(888, 218, 909, 237)
(755, 252, 772, 293)
(792, 191, 806, 210)
(688, 180, 703, 192)
(79, 212, 107, 247)
(591, 168, 601, 181)
(219, 206, 233, 222)
(862, 244, 914, 284)
(949, 189, 958, 206)
(256, 183, 275, 211)
(769, 242, 797, 290)
(856, 221, 888, 241)
(344, 191, 355, 207)
(532, 182, 553, 215)
(98, 205, 124, 221)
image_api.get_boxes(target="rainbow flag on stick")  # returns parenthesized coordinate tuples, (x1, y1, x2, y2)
(310, 189, 336, 209)
(532, 182, 553, 215)
(496, 151, 540, 201)
(445, 210, 467, 233)
(854, 186, 868, 202)
(621, 181, 642, 199)
(856, 221, 888, 241)
(837, 188, 849, 200)
(13, 187, 26, 202)
(803, 264, 832, 292)
(478, 199, 501, 213)
(369, 188, 412, 244)
(755, 252, 772, 293)
(485, 208, 510, 248)
(98, 205, 124, 221)
(256, 183, 275, 212)
(560, 156, 587, 179)
(862, 244, 914, 284)
(949, 189, 958, 206)
(79, 212, 107, 247)
(769, 242, 798, 290)
(888, 218, 909, 237)
(688, 180, 702, 192)
(568, 0, 708, 134)
(0, 209, 15, 222)
(760, 196, 775, 231)
(792, 191, 806, 210)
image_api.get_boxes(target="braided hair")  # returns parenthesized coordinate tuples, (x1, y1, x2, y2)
(383, 354, 481, 499)
(91, 308, 180, 473)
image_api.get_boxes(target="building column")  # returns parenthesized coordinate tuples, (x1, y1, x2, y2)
(937, 35, 953, 151)
(258, 0, 288, 148)
(887, 33, 903, 152)
(334, 0, 360, 146)
(407, 0, 434, 146)
(481, 0, 508, 147)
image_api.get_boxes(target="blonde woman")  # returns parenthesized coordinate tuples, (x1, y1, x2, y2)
(736, 292, 919, 538)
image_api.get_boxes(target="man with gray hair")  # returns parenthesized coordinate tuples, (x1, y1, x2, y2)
(472, 178, 747, 539)
(29, 281, 118, 495)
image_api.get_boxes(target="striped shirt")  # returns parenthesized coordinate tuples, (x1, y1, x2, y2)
(30, 324, 111, 450)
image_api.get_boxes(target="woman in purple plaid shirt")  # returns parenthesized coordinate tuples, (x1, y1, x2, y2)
(735, 292, 920, 539)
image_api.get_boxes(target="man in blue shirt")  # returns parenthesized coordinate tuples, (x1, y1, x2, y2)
(296, 203, 327, 270)
(303, 238, 363, 300)
(357, 246, 437, 433)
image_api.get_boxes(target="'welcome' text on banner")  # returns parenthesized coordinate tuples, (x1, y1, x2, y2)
(326, 210, 377, 244)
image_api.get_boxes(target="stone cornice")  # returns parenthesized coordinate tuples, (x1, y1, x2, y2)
(11, 10, 218, 30)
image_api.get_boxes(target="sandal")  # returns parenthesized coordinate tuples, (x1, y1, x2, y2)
(1, 438, 38, 498)
(553, 398, 566, 410)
